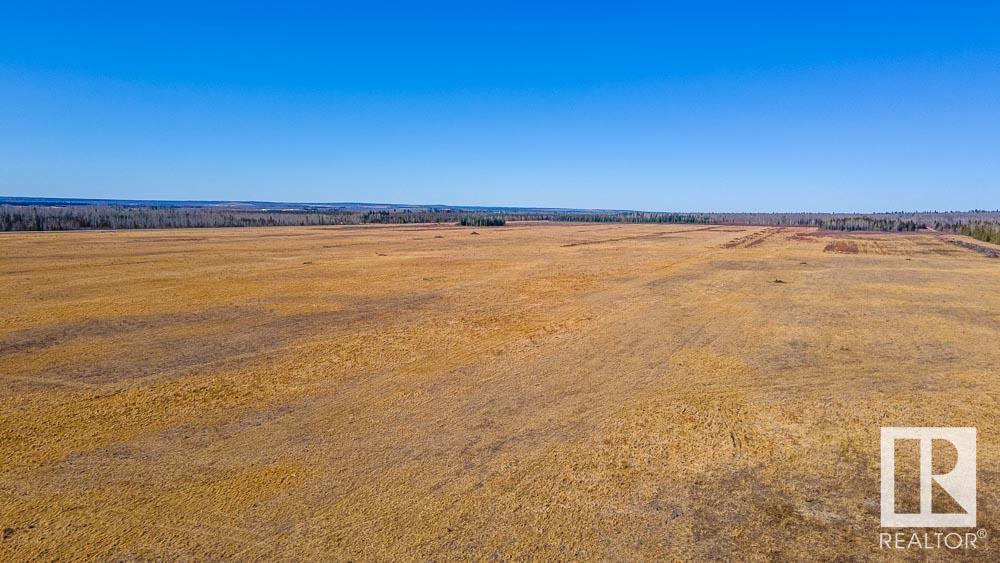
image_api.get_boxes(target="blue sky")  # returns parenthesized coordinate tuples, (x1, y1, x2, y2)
(2, 2, 999, 211)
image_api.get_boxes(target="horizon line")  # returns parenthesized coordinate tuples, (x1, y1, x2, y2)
(2, 195, 998, 216)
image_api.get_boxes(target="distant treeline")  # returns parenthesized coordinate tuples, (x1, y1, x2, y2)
(0, 205, 520, 231)
(458, 215, 506, 227)
(553, 211, 1000, 243)
(0, 205, 361, 230)
(950, 222, 1000, 244)
(2, 204, 999, 245)
(691, 212, 1000, 243)
(553, 212, 710, 224)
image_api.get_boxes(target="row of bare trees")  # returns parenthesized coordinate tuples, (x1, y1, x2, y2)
(0, 205, 519, 231)
(2, 205, 998, 244)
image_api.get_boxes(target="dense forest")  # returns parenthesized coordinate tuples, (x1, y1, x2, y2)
(458, 215, 506, 227)
(2, 204, 999, 245)
(953, 221, 1000, 244)
(553, 212, 710, 224)
(0, 205, 518, 231)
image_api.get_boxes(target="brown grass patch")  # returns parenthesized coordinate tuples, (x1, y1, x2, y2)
(823, 241, 859, 254)
(722, 227, 785, 249)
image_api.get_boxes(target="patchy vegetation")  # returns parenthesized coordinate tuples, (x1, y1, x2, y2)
(944, 237, 1000, 258)
(824, 241, 860, 254)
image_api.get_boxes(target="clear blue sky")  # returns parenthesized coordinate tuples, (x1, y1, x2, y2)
(2, 2, 999, 211)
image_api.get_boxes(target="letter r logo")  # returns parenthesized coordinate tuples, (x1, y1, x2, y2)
(880, 427, 976, 527)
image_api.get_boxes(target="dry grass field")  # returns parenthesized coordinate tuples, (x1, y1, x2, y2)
(1, 223, 998, 560)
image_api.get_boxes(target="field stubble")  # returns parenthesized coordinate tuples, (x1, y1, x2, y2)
(1, 223, 998, 560)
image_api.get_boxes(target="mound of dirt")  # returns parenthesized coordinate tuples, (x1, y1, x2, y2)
(823, 241, 859, 254)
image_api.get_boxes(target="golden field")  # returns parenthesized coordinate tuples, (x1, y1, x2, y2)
(1, 223, 998, 560)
